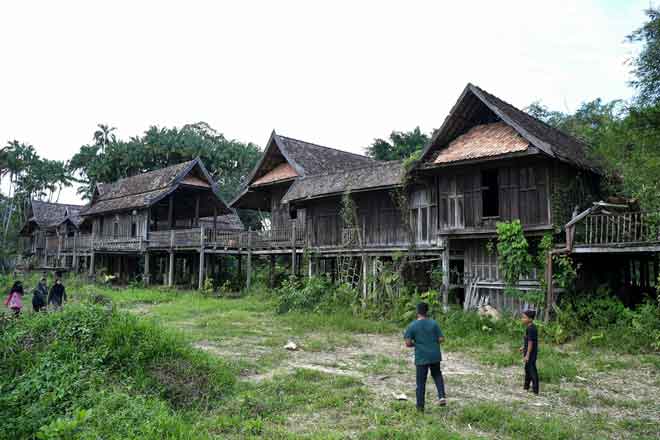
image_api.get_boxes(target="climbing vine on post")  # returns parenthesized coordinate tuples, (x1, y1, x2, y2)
(495, 220, 533, 297)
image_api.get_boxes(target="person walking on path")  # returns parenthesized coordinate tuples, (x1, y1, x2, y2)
(32, 277, 48, 312)
(520, 309, 540, 395)
(4, 281, 24, 316)
(404, 302, 447, 411)
(48, 277, 67, 310)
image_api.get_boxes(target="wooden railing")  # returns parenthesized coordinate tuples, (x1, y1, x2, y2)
(33, 218, 447, 254)
(569, 211, 660, 248)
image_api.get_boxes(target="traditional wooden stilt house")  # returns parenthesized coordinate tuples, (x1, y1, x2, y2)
(20, 200, 91, 269)
(76, 158, 244, 287)
(234, 84, 605, 315)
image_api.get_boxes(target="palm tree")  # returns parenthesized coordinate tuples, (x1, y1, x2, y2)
(93, 124, 117, 154)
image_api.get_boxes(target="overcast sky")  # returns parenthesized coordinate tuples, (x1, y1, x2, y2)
(0, 0, 652, 204)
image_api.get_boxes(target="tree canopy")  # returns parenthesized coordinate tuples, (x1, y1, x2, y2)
(366, 127, 430, 161)
(68, 122, 261, 202)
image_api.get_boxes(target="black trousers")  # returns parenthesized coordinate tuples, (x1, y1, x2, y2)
(524, 357, 539, 394)
(415, 362, 446, 410)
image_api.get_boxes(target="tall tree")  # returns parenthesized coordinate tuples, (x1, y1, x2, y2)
(69, 122, 262, 226)
(627, 7, 660, 106)
(366, 127, 430, 161)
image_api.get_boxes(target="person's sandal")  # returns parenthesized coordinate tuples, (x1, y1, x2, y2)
(438, 398, 447, 406)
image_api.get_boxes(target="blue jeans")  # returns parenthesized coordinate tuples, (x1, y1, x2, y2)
(416, 362, 446, 410)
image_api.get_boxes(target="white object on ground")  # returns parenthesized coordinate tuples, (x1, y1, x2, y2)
(392, 392, 408, 401)
(284, 341, 299, 351)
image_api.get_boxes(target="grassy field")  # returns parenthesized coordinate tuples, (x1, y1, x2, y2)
(5, 281, 660, 439)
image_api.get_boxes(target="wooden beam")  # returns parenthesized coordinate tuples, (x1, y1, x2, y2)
(168, 194, 174, 229)
(195, 194, 200, 228)
(291, 222, 297, 276)
(168, 251, 174, 287)
(144, 252, 150, 285)
(198, 227, 205, 290)
(442, 236, 450, 311)
(246, 228, 254, 290)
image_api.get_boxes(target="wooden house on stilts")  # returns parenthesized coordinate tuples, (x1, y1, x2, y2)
(20, 83, 660, 313)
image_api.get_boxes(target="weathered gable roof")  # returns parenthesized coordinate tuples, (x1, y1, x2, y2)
(231, 131, 379, 209)
(434, 122, 529, 164)
(81, 158, 231, 216)
(421, 83, 599, 171)
(245, 131, 377, 186)
(275, 134, 376, 177)
(30, 200, 85, 228)
(281, 161, 405, 204)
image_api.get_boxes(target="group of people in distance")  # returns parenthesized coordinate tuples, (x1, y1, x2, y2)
(3, 275, 67, 316)
(404, 302, 539, 411)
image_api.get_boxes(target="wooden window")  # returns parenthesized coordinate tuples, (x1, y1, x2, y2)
(438, 176, 464, 230)
(481, 169, 499, 217)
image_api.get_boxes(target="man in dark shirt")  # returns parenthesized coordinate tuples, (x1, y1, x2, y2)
(520, 309, 539, 394)
(404, 302, 447, 411)
(48, 277, 67, 310)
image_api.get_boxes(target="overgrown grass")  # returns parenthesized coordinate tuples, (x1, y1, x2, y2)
(3, 278, 659, 439)
(0, 303, 235, 439)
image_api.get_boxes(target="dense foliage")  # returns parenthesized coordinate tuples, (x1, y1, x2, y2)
(69, 122, 261, 202)
(366, 126, 430, 161)
(0, 303, 235, 439)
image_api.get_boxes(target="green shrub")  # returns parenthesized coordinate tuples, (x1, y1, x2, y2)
(0, 304, 236, 439)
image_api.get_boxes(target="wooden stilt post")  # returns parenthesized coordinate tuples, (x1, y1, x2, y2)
(73, 232, 78, 271)
(269, 254, 275, 288)
(237, 254, 243, 286)
(372, 257, 378, 293)
(144, 252, 150, 285)
(544, 251, 553, 323)
(291, 222, 297, 277)
(198, 226, 205, 290)
(246, 228, 252, 290)
(308, 254, 313, 278)
(362, 254, 368, 299)
(442, 236, 450, 311)
(89, 228, 96, 278)
(168, 252, 174, 287)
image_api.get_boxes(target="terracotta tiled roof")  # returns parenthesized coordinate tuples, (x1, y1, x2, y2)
(252, 162, 298, 186)
(434, 122, 529, 164)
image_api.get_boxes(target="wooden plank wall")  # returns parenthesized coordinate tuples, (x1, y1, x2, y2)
(303, 189, 413, 247)
(93, 210, 148, 238)
(438, 162, 550, 230)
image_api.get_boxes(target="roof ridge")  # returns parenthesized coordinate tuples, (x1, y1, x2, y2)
(276, 134, 376, 161)
(98, 159, 196, 189)
(296, 160, 403, 180)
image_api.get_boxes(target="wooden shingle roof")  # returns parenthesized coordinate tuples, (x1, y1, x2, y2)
(29, 200, 85, 228)
(81, 158, 231, 216)
(231, 131, 378, 209)
(421, 83, 599, 172)
(281, 161, 405, 204)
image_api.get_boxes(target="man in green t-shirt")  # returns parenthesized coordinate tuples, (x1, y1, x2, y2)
(404, 302, 446, 411)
